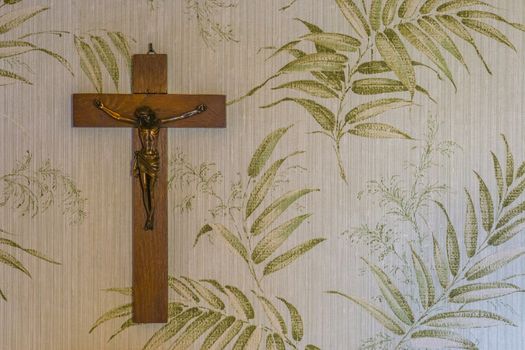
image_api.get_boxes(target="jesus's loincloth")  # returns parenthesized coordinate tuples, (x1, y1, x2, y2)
(133, 151, 160, 178)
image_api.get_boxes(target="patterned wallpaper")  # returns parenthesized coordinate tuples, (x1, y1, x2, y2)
(1, 0, 525, 349)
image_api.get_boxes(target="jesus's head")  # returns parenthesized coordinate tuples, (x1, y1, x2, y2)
(135, 106, 158, 127)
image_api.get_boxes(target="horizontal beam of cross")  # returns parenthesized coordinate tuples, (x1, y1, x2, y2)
(72, 93, 226, 128)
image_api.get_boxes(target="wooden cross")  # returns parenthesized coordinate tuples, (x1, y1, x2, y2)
(72, 50, 226, 323)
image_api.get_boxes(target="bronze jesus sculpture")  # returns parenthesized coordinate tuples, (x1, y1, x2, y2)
(94, 99, 207, 230)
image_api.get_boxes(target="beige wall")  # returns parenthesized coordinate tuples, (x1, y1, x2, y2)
(1, 0, 525, 349)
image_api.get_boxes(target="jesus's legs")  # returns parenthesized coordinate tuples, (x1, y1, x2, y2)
(139, 172, 156, 230)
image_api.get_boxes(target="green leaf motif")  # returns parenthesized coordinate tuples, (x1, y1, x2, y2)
(348, 123, 413, 139)
(312, 71, 344, 92)
(89, 303, 132, 334)
(398, 22, 456, 90)
(517, 162, 525, 178)
(398, 0, 419, 18)
(0, 41, 33, 59)
(491, 152, 504, 201)
(278, 297, 304, 341)
(411, 246, 435, 309)
(464, 190, 478, 258)
(225, 286, 255, 320)
(357, 60, 395, 74)
(202, 224, 249, 263)
(263, 238, 326, 276)
(462, 19, 516, 52)
(335, 0, 371, 38)
(266, 334, 277, 350)
(245, 152, 303, 218)
(255, 294, 287, 335)
(0, 66, 31, 84)
(169, 276, 200, 302)
(345, 98, 413, 124)
(382, 0, 400, 26)
(328, 291, 405, 335)
(420, 0, 441, 14)
(449, 282, 523, 303)
(352, 78, 407, 94)
(207, 320, 243, 349)
(357, 60, 441, 76)
(300, 32, 361, 51)
(457, 10, 525, 32)
(182, 277, 225, 310)
(295, 18, 324, 36)
(269, 333, 286, 350)
(232, 326, 260, 350)
(107, 31, 132, 69)
(75, 36, 102, 93)
(364, 259, 415, 325)
(90, 35, 119, 91)
(0, 250, 30, 277)
(352, 78, 434, 101)
(279, 52, 348, 73)
(305, 346, 321, 350)
(252, 214, 311, 264)
(34, 46, 73, 74)
(251, 188, 319, 236)
(170, 311, 222, 349)
(433, 236, 450, 288)
(376, 29, 416, 96)
(200, 279, 226, 294)
(465, 249, 525, 281)
(410, 329, 477, 349)
(88, 277, 307, 349)
(418, 16, 469, 70)
(488, 217, 525, 246)
(436, 14, 491, 73)
(262, 98, 335, 131)
(475, 171, 494, 232)
(0, 5, 48, 34)
(502, 134, 515, 188)
(0, 41, 72, 77)
(272, 80, 338, 98)
(503, 178, 525, 208)
(108, 318, 136, 342)
(0, 238, 59, 264)
(436, 201, 461, 276)
(201, 316, 235, 350)
(268, 41, 300, 60)
(370, 0, 383, 31)
(496, 200, 525, 230)
(286, 24, 349, 92)
(247, 125, 291, 178)
(437, 0, 493, 13)
(104, 287, 132, 296)
(423, 310, 516, 328)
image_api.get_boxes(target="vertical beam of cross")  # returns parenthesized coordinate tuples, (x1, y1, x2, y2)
(132, 54, 168, 323)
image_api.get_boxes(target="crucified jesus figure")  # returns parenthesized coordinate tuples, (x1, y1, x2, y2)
(94, 99, 207, 230)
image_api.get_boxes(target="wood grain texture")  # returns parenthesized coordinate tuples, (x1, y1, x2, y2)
(132, 54, 168, 323)
(132, 128, 168, 324)
(132, 54, 167, 93)
(72, 93, 226, 128)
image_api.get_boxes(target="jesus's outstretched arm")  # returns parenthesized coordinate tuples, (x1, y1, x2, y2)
(94, 99, 136, 124)
(160, 104, 207, 124)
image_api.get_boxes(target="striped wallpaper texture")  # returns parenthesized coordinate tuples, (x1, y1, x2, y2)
(1, 0, 525, 349)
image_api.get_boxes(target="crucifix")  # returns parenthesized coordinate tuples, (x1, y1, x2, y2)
(72, 46, 226, 323)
